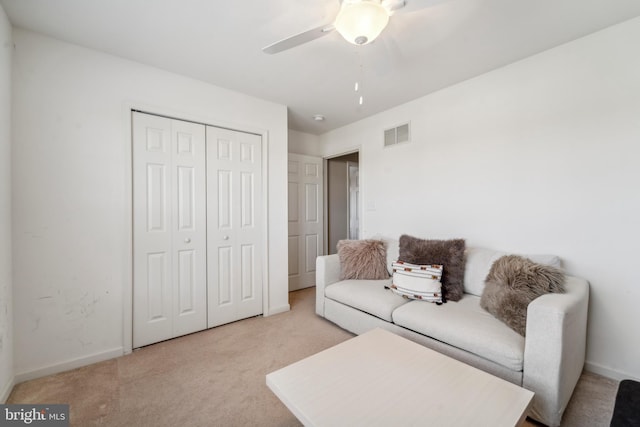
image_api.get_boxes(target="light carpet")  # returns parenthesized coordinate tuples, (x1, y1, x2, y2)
(8, 288, 618, 426)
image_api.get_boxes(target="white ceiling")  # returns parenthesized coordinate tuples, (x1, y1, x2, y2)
(2, 0, 640, 135)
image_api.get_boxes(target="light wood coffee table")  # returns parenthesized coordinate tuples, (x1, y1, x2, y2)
(267, 328, 533, 427)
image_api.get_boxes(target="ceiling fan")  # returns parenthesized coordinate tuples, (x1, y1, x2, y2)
(263, 0, 435, 54)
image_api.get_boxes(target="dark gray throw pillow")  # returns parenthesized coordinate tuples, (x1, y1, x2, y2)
(398, 235, 466, 301)
(480, 255, 565, 336)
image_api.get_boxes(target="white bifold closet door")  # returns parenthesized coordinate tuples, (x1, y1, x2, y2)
(133, 112, 207, 348)
(206, 126, 263, 328)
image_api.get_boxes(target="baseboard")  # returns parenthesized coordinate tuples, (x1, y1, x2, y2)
(14, 347, 124, 384)
(0, 376, 15, 403)
(585, 361, 640, 382)
(265, 304, 290, 317)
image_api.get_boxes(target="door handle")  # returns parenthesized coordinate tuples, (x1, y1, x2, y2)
(223, 236, 229, 240)
(184, 238, 191, 243)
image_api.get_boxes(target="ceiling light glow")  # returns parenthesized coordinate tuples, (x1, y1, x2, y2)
(335, 1, 390, 46)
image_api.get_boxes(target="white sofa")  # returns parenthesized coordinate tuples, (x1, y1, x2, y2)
(315, 243, 589, 427)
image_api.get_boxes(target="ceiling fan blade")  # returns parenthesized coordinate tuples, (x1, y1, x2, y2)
(381, 0, 406, 14)
(263, 23, 335, 54)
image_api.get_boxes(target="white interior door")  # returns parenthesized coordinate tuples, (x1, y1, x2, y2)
(133, 112, 207, 348)
(288, 154, 324, 291)
(207, 126, 263, 328)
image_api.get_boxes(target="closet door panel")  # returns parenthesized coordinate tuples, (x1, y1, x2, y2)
(146, 252, 169, 321)
(217, 170, 232, 229)
(177, 249, 197, 314)
(133, 113, 173, 347)
(207, 126, 263, 328)
(133, 112, 206, 347)
(217, 246, 233, 305)
(241, 243, 255, 300)
(171, 119, 207, 337)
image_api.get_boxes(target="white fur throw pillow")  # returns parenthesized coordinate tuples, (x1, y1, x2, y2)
(337, 239, 390, 280)
(480, 255, 565, 336)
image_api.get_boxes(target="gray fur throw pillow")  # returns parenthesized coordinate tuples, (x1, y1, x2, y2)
(337, 239, 390, 280)
(480, 255, 565, 336)
(398, 235, 466, 301)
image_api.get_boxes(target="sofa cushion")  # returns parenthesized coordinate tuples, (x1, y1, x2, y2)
(392, 294, 525, 371)
(324, 279, 408, 322)
(464, 247, 562, 297)
(385, 238, 400, 275)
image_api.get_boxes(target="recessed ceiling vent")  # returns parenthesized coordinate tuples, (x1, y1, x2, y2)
(384, 122, 410, 147)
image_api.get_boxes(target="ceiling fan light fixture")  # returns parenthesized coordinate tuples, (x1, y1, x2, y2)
(335, 1, 390, 46)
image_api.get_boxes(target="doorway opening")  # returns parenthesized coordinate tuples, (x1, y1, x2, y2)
(325, 151, 360, 255)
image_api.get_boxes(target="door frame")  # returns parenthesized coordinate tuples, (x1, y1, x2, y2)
(123, 102, 270, 354)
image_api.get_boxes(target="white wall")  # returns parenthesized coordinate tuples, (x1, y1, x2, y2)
(288, 129, 322, 157)
(320, 17, 640, 381)
(11, 29, 289, 380)
(0, 3, 13, 402)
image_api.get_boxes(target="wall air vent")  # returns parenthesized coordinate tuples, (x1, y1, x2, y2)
(383, 122, 410, 147)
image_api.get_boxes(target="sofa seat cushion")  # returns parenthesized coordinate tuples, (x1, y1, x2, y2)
(392, 294, 525, 371)
(325, 279, 408, 322)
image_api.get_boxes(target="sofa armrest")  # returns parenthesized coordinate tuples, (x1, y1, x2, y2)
(523, 275, 589, 427)
(316, 254, 341, 316)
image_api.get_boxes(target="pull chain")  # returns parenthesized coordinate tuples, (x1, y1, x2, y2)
(355, 51, 365, 107)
